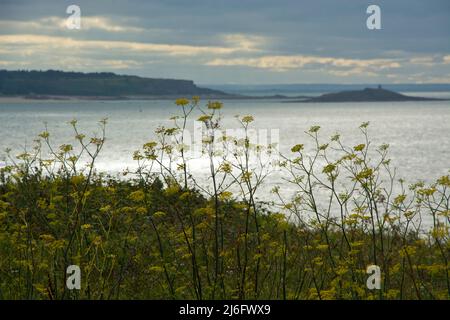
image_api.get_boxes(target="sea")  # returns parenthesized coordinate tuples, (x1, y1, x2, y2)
(1, 89, 449, 225)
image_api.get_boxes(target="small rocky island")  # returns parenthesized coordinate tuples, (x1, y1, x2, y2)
(289, 86, 446, 103)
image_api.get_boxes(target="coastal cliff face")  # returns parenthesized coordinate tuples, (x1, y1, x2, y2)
(0, 70, 228, 97)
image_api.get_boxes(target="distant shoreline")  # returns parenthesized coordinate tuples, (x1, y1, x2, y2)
(2, 70, 449, 103)
(1, 89, 448, 103)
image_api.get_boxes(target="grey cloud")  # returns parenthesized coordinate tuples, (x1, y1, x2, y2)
(0, 0, 449, 83)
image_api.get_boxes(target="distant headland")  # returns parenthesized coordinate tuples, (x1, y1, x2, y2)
(0, 70, 233, 100)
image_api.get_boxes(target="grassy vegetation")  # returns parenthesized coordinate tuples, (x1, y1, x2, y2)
(0, 98, 449, 300)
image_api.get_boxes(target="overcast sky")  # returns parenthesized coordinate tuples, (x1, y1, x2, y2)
(1, 0, 449, 84)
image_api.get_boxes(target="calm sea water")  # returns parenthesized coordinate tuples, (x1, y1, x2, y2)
(0, 95, 449, 195)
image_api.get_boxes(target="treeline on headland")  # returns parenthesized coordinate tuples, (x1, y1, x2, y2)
(0, 70, 228, 98)
(0, 98, 449, 300)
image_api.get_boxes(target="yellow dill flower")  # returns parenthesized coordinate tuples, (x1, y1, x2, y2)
(153, 211, 166, 218)
(192, 96, 200, 104)
(291, 144, 304, 153)
(353, 144, 365, 152)
(175, 98, 189, 106)
(148, 265, 164, 273)
(316, 244, 329, 251)
(207, 101, 223, 110)
(197, 114, 212, 122)
(128, 190, 145, 202)
(136, 207, 147, 215)
(241, 171, 252, 182)
(399, 245, 416, 257)
(241, 115, 254, 123)
(219, 191, 233, 201)
(219, 162, 232, 173)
